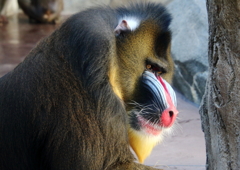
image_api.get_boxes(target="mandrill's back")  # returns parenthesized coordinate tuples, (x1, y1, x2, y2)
(0, 38, 135, 169)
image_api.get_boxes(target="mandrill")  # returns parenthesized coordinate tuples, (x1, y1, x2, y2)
(0, 2, 178, 170)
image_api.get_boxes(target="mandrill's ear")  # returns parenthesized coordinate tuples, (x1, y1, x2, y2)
(114, 20, 130, 36)
(114, 18, 140, 36)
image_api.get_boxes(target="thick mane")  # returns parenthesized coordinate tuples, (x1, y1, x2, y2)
(41, 7, 122, 117)
(56, 7, 117, 87)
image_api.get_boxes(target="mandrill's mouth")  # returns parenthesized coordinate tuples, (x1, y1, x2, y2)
(137, 116, 162, 136)
(129, 71, 178, 136)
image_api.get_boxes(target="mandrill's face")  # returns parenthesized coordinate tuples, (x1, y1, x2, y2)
(111, 18, 179, 163)
(129, 70, 178, 134)
(127, 70, 178, 163)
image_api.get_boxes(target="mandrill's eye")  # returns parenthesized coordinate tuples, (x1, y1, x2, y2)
(145, 63, 165, 76)
(157, 71, 162, 76)
(146, 65, 151, 69)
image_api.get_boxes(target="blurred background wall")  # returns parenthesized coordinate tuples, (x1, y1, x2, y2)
(63, 0, 173, 14)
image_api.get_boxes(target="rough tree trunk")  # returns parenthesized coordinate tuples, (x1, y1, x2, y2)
(199, 0, 240, 170)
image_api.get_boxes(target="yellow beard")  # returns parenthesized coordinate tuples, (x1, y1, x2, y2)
(128, 128, 163, 163)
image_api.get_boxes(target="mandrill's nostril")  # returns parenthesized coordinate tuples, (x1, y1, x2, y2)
(169, 111, 174, 117)
(161, 108, 177, 127)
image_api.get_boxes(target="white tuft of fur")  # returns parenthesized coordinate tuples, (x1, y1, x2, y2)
(118, 17, 141, 31)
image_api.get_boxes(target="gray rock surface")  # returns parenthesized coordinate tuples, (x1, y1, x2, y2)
(167, 0, 209, 105)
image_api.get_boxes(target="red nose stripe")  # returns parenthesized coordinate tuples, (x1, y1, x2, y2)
(157, 76, 178, 127)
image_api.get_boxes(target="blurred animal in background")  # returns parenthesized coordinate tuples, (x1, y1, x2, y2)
(18, 0, 63, 23)
(0, 0, 18, 24)
(0, 0, 63, 24)
(0, 2, 178, 169)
